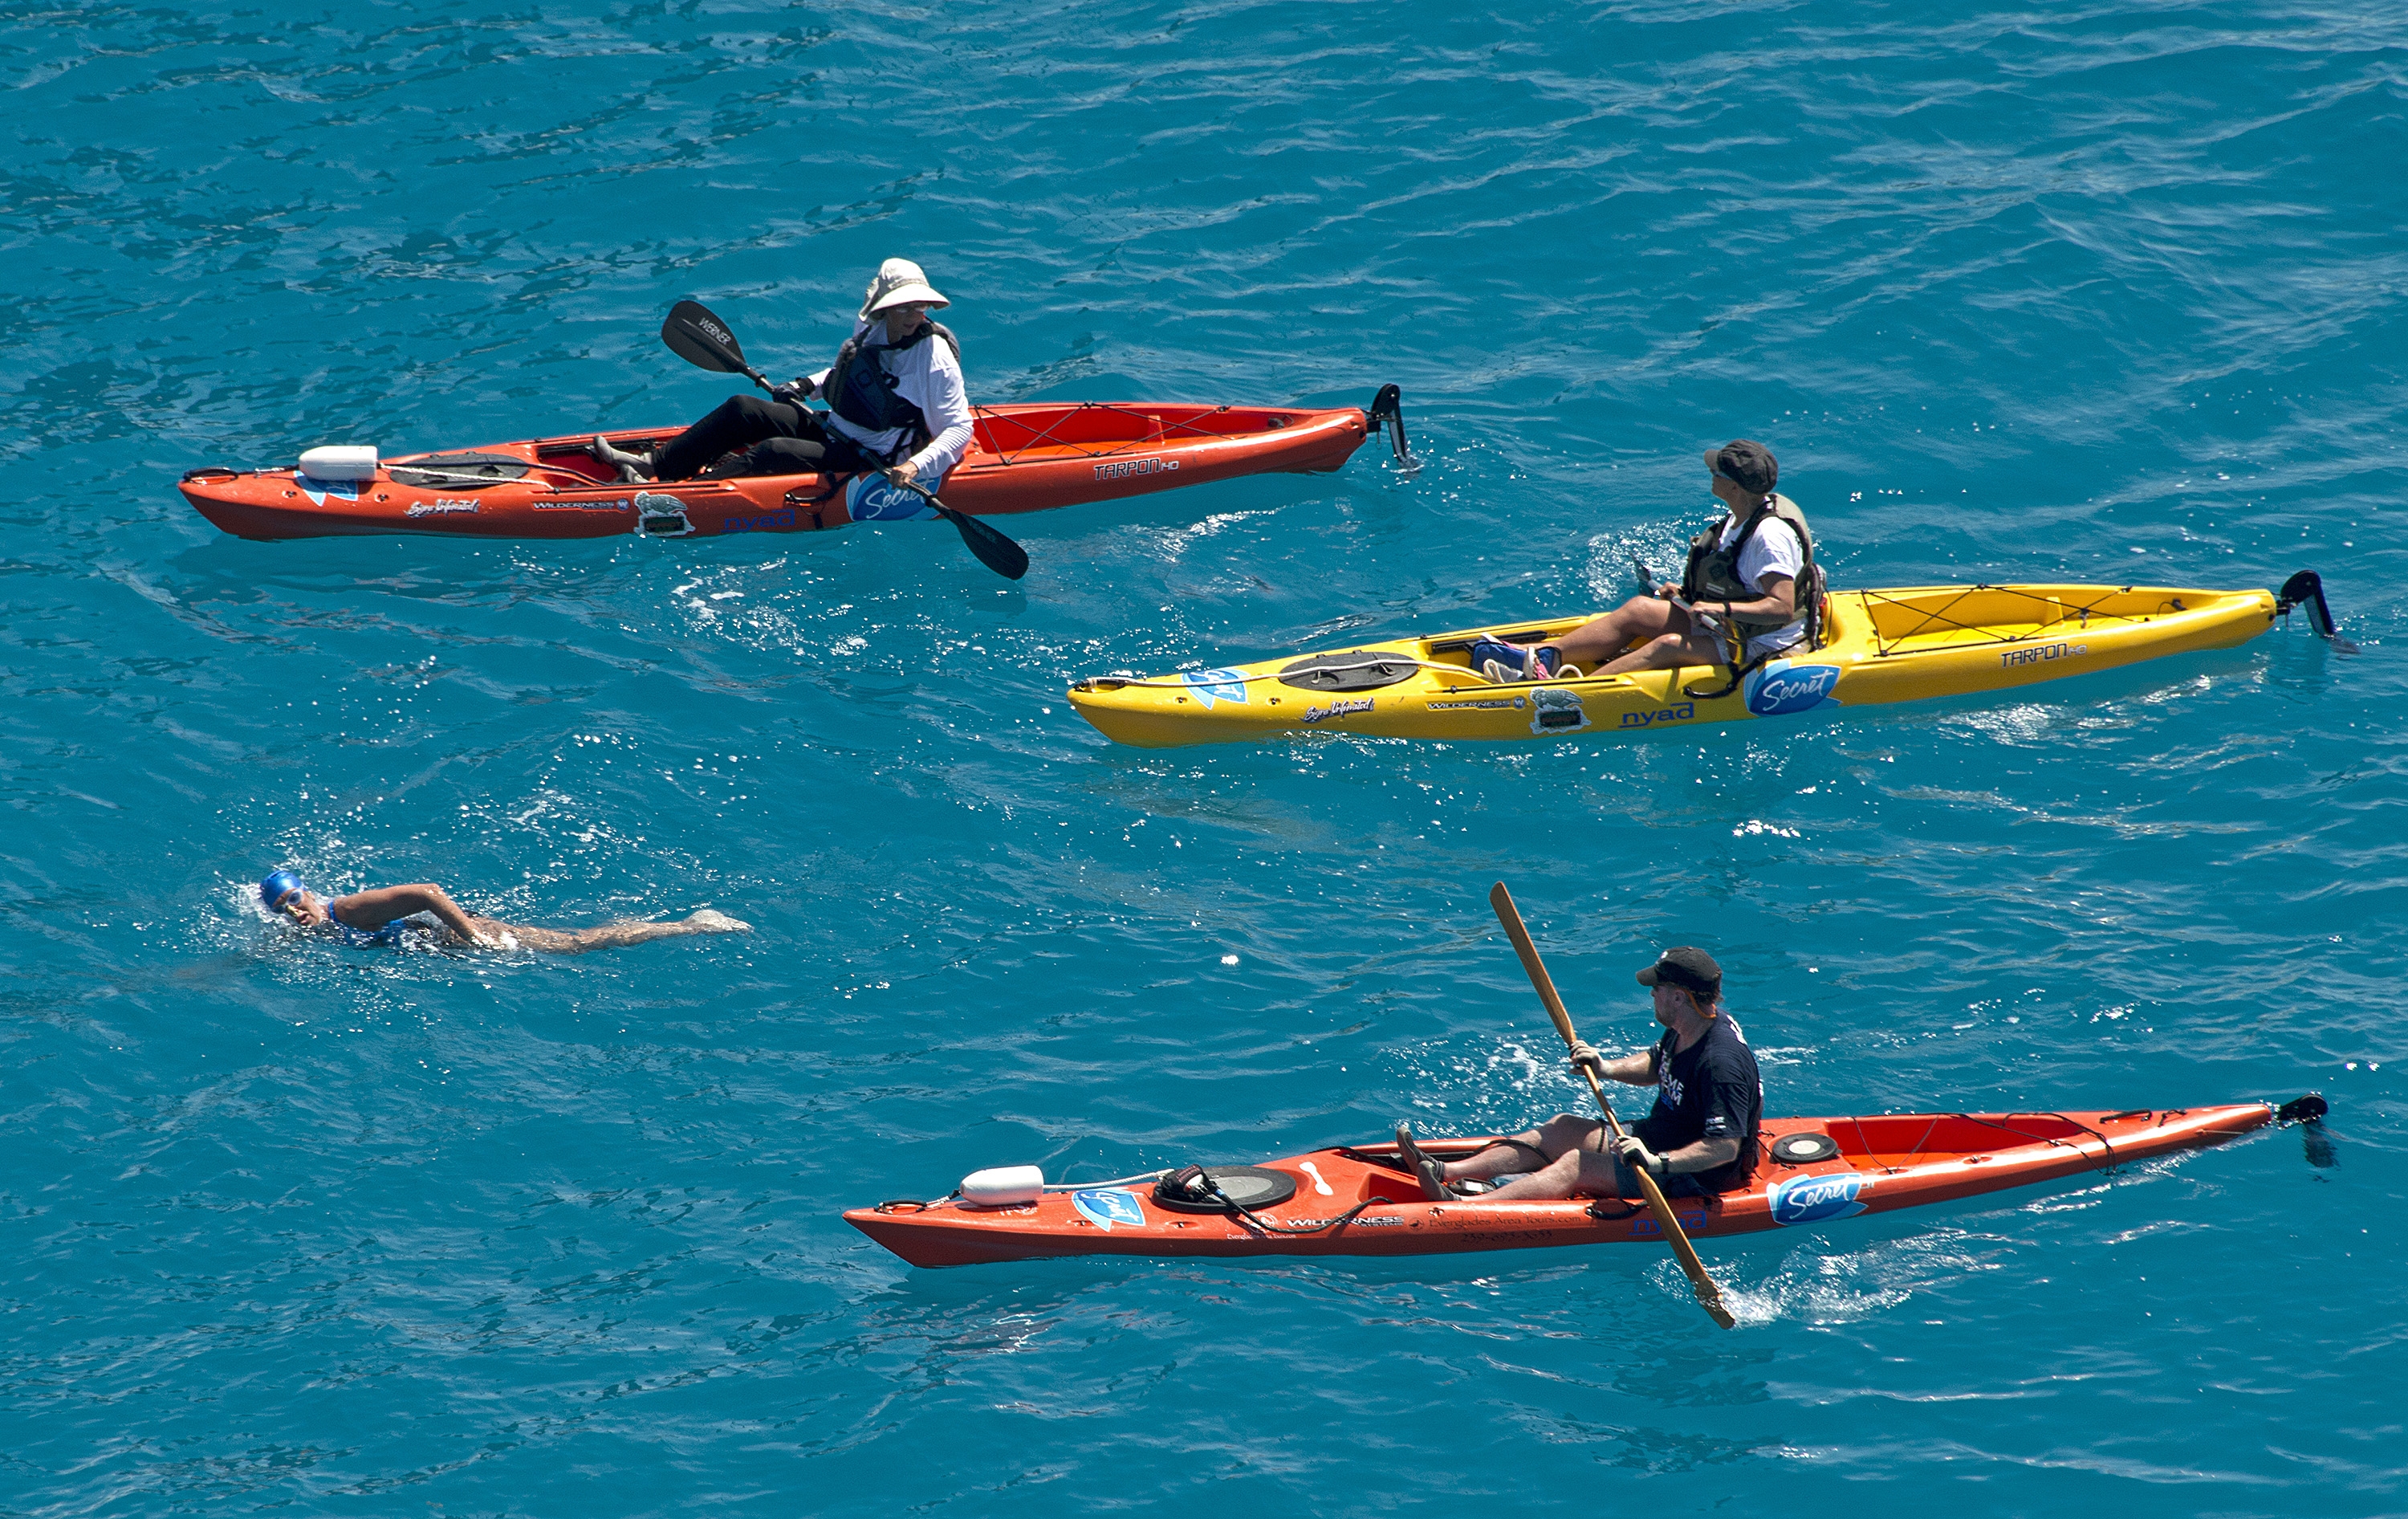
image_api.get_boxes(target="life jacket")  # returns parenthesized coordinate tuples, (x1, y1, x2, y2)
(824, 320, 961, 458)
(1681, 491, 1824, 650)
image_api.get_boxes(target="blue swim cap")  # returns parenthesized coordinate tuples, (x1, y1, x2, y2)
(259, 869, 304, 909)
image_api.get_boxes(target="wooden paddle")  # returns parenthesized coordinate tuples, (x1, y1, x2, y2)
(658, 299, 1029, 580)
(1487, 882, 1737, 1330)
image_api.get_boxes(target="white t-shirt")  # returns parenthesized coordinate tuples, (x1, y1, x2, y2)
(812, 317, 976, 481)
(1713, 511, 1808, 658)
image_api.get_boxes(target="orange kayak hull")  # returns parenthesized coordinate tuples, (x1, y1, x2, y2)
(178, 401, 1369, 541)
(845, 1104, 2273, 1268)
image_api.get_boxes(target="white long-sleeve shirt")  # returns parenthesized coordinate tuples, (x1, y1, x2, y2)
(811, 316, 974, 482)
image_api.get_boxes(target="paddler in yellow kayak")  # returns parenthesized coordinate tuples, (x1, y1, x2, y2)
(1472, 440, 1826, 683)
(1397, 946, 1763, 1202)
(590, 258, 973, 488)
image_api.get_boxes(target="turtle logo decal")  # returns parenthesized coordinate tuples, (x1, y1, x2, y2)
(1530, 686, 1588, 734)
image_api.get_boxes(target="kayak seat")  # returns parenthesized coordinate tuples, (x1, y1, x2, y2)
(1358, 1171, 1428, 1205)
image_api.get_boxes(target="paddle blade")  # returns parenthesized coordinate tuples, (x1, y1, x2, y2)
(942, 505, 1030, 580)
(661, 300, 751, 375)
(1490, 882, 1579, 1047)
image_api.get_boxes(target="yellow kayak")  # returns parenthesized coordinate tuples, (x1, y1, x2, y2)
(1067, 578, 2337, 748)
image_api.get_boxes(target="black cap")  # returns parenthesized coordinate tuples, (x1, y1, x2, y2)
(1703, 440, 1778, 495)
(1637, 946, 1722, 1000)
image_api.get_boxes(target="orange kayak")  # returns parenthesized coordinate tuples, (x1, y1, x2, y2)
(846, 1102, 2286, 1268)
(179, 395, 1396, 542)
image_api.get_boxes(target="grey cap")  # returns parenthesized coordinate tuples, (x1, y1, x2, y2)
(1703, 440, 1778, 495)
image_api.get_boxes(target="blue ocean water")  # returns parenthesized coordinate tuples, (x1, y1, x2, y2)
(5, 0, 2406, 1512)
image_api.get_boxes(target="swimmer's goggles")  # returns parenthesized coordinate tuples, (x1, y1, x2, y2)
(259, 869, 306, 914)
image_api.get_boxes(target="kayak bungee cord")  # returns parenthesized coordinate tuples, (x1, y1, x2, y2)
(872, 1164, 1397, 1236)
(1859, 584, 2174, 656)
(1159, 1166, 1389, 1236)
(1076, 654, 1509, 693)
(1958, 1111, 2119, 1169)
(1833, 1110, 2121, 1177)
(872, 1170, 1173, 1212)
(970, 401, 1239, 466)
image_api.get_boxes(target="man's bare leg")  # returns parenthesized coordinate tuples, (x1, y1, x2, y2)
(1426, 1114, 1623, 1203)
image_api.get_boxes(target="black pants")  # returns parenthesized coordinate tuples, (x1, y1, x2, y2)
(652, 395, 884, 483)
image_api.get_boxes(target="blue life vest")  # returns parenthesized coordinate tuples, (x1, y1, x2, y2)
(825, 321, 960, 451)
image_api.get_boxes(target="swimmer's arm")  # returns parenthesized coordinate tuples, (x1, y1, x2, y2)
(330, 885, 492, 944)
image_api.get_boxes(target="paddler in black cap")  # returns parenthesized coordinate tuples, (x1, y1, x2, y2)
(1470, 440, 1823, 682)
(1397, 946, 1763, 1202)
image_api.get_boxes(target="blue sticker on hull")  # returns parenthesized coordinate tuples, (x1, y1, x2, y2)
(1182, 668, 1248, 708)
(1071, 1188, 1147, 1231)
(1744, 661, 1843, 717)
(296, 474, 359, 507)
(1767, 1171, 1868, 1225)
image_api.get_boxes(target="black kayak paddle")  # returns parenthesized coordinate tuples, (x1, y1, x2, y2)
(874, 470, 1028, 580)
(661, 300, 776, 393)
(657, 299, 1028, 580)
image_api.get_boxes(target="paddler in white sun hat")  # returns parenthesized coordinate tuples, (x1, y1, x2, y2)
(592, 257, 974, 487)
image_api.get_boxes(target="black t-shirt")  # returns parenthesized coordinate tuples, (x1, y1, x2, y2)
(1632, 1016, 1763, 1193)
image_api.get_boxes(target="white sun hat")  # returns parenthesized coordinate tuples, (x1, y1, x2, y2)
(860, 258, 950, 316)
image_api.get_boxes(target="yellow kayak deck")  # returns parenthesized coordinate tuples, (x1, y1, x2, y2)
(1067, 584, 2283, 747)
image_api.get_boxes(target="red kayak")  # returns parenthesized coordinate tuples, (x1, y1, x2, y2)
(178, 391, 1404, 542)
(847, 1102, 2295, 1268)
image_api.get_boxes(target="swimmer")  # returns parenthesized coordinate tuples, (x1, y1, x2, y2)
(257, 869, 750, 954)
